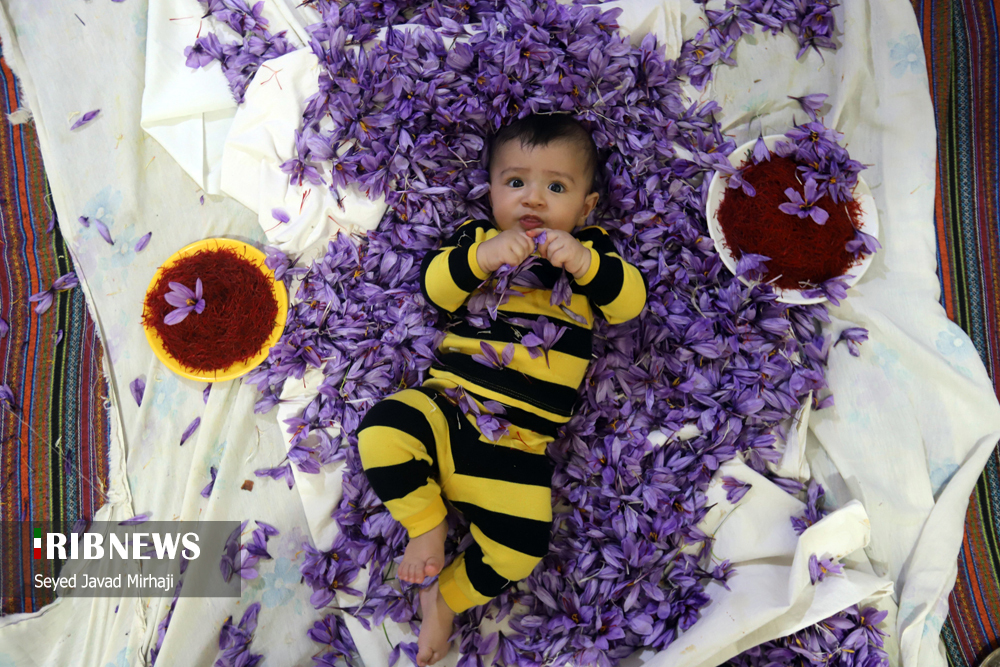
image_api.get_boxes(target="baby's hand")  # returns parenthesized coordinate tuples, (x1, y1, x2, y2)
(476, 229, 535, 274)
(527, 229, 591, 279)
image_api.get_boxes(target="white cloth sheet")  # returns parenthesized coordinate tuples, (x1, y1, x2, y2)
(0, 0, 996, 666)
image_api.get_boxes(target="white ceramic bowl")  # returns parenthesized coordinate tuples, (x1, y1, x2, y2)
(705, 134, 879, 305)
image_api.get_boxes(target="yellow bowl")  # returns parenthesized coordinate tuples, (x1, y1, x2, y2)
(142, 238, 288, 382)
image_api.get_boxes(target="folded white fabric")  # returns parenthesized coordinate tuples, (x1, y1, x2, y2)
(141, 0, 309, 194)
(0, 0, 992, 665)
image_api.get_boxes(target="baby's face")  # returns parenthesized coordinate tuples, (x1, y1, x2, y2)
(488, 139, 599, 235)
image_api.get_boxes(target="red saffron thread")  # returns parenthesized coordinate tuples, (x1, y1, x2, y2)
(142, 246, 279, 373)
(717, 154, 864, 290)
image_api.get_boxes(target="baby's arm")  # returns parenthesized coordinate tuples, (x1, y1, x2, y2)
(419, 219, 499, 313)
(571, 226, 648, 324)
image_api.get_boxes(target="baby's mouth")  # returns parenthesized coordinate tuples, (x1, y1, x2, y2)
(519, 216, 544, 229)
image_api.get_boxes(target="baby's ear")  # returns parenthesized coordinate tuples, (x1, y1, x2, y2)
(578, 191, 599, 226)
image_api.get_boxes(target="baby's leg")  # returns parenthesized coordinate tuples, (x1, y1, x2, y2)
(416, 427, 553, 665)
(358, 389, 452, 584)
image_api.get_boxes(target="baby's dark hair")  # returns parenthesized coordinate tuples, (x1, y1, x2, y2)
(488, 114, 600, 193)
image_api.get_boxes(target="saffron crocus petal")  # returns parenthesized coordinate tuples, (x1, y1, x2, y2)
(809, 206, 829, 225)
(194, 298, 207, 315)
(201, 466, 218, 498)
(751, 134, 770, 164)
(93, 219, 114, 245)
(789, 93, 828, 120)
(255, 520, 280, 537)
(78, 216, 90, 228)
(70, 109, 100, 130)
(130, 377, 145, 407)
(28, 290, 54, 315)
(0, 383, 16, 409)
(809, 554, 822, 584)
(180, 417, 201, 445)
(777, 202, 802, 217)
(803, 178, 820, 202)
(783, 187, 804, 205)
(52, 272, 79, 291)
(135, 232, 152, 252)
(0, 317, 7, 339)
(272, 208, 290, 223)
(500, 343, 515, 367)
(735, 253, 770, 278)
(119, 513, 150, 526)
(204, 384, 212, 403)
(164, 306, 192, 325)
(194, 278, 204, 300)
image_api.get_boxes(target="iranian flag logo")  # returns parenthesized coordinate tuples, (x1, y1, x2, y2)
(33, 528, 42, 560)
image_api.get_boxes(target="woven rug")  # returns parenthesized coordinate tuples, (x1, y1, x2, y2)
(910, 0, 1000, 664)
(0, 46, 111, 615)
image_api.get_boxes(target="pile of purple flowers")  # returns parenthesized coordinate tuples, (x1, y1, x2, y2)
(186, 0, 296, 102)
(684, 0, 839, 89)
(235, 1, 891, 666)
(725, 605, 890, 667)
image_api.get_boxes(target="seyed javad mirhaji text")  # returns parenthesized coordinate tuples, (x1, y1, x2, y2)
(35, 573, 176, 592)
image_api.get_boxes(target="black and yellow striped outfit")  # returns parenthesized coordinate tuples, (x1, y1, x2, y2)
(359, 218, 647, 612)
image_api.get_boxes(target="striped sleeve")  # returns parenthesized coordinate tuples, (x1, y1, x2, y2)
(420, 219, 498, 313)
(572, 226, 648, 325)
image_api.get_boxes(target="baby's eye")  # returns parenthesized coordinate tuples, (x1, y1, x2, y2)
(549, 183, 565, 193)
(507, 178, 524, 188)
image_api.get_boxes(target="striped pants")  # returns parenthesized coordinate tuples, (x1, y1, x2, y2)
(357, 384, 553, 613)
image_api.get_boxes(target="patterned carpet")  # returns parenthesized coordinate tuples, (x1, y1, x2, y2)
(0, 0, 998, 660)
(910, 0, 1000, 664)
(0, 47, 110, 614)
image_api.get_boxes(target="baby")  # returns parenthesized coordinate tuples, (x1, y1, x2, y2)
(357, 113, 648, 666)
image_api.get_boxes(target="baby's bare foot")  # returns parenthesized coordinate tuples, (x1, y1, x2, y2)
(399, 519, 447, 585)
(417, 582, 455, 667)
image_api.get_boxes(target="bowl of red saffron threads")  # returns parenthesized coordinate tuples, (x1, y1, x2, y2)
(142, 238, 288, 382)
(706, 134, 879, 305)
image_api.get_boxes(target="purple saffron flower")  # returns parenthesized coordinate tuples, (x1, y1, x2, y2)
(735, 253, 770, 280)
(471, 341, 514, 370)
(55, 329, 63, 345)
(52, 273, 79, 291)
(549, 271, 572, 307)
(135, 232, 152, 252)
(835, 327, 869, 357)
(271, 208, 290, 224)
(164, 279, 206, 325)
(808, 554, 843, 584)
(789, 93, 828, 121)
(204, 384, 212, 403)
(94, 218, 114, 245)
(751, 134, 770, 164)
(201, 466, 218, 498)
(0, 317, 7, 339)
(778, 180, 829, 225)
(180, 417, 201, 445)
(519, 316, 569, 367)
(70, 109, 100, 130)
(0, 384, 16, 411)
(722, 477, 752, 503)
(78, 216, 90, 228)
(255, 463, 295, 489)
(28, 272, 78, 315)
(220, 521, 246, 584)
(846, 228, 881, 256)
(130, 377, 145, 407)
